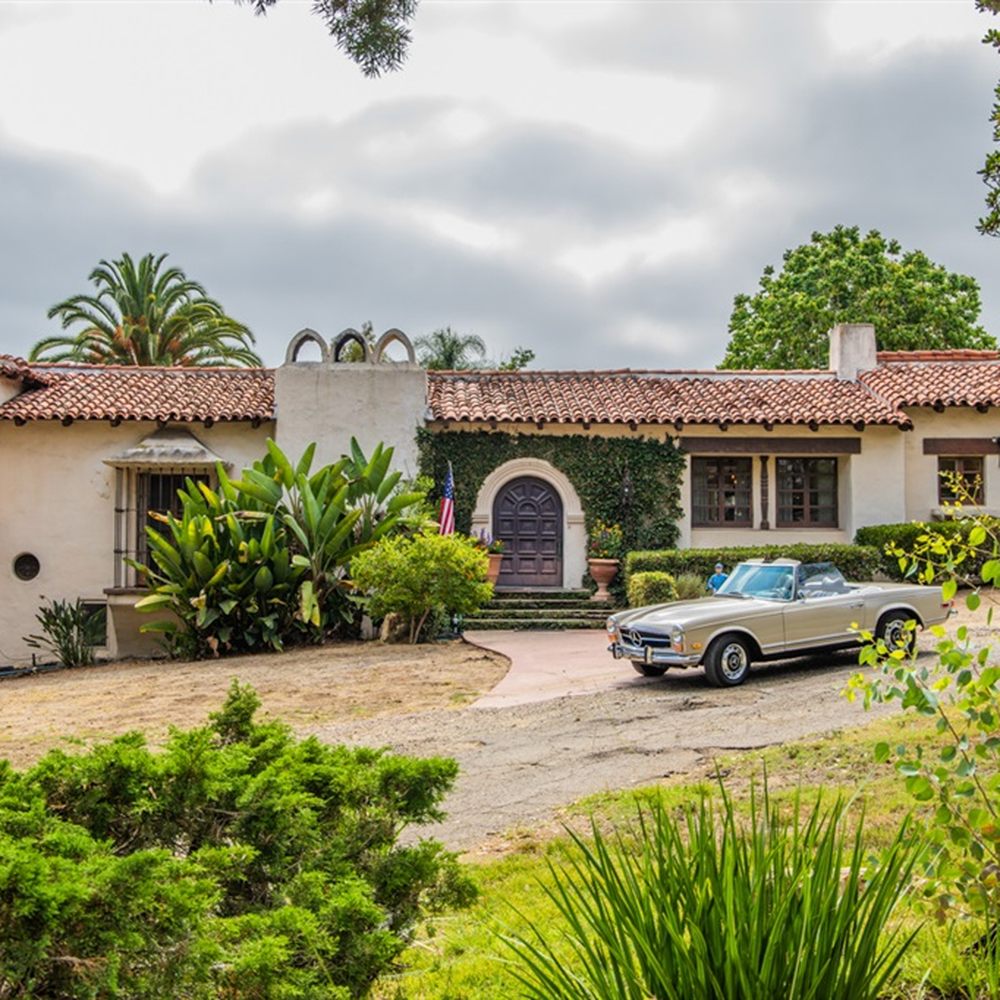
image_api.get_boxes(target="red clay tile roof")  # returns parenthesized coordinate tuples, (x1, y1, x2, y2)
(0, 354, 47, 387)
(875, 350, 1000, 362)
(5, 354, 1000, 428)
(861, 360, 1000, 410)
(0, 364, 273, 423)
(426, 370, 910, 428)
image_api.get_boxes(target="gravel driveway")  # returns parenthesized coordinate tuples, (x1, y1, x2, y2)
(308, 634, 901, 852)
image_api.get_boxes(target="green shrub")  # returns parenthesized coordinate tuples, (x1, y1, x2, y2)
(855, 519, 998, 581)
(626, 571, 678, 607)
(351, 532, 493, 643)
(135, 438, 423, 656)
(24, 598, 105, 668)
(674, 571, 706, 600)
(0, 683, 474, 998)
(506, 779, 917, 1000)
(626, 543, 881, 585)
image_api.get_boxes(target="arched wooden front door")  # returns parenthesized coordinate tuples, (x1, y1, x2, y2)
(492, 476, 563, 588)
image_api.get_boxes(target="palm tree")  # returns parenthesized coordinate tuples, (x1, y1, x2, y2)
(414, 327, 487, 370)
(31, 253, 261, 367)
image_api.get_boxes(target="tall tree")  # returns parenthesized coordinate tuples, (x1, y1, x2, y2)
(719, 226, 993, 370)
(230, 0, 417, 77)
(978, 0, 1000, 236)
(415, 327, 487, 370)
(32, 253, 261, 368)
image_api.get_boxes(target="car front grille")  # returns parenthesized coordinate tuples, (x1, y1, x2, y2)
(622, 628, 671, 649)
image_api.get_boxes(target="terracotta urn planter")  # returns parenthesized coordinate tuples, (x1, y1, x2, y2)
(487, 552, 504, 585)
(588, 557, 619, 602)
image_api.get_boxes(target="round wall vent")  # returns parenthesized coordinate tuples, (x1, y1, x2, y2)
(13, 553, 40, 581)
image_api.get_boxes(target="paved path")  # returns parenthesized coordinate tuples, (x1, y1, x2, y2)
(310, 630, 902, 851)
(464, 629, 632, 708)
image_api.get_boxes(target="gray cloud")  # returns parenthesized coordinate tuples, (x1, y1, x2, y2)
(1, 6, 999, 374)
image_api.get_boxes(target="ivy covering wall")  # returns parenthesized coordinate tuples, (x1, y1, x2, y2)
(416, 428, 685, 550)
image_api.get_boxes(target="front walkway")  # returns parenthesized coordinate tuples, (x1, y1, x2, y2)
(463, 629, 657, 708)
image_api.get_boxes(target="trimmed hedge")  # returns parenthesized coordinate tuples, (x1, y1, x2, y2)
(626, 544, 882, 584)
(627, 571, 678, 608)
(855, 519, 999, 581)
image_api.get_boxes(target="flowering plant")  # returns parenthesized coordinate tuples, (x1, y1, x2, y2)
(473, 531, 505, 554)
(588, 519, 624, 560)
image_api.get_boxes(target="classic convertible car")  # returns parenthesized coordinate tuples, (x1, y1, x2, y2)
(607, 559, 953, 687)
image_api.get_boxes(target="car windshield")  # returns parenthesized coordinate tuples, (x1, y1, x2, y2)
(715, 563, 795, 601)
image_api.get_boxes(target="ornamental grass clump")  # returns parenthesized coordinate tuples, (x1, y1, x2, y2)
(506, 779, 918, 1000)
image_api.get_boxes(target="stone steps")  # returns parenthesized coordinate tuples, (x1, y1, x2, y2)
(465, 588, 616, 631)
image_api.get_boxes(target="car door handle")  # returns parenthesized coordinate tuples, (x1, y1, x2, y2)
(847, 602, 863, 609)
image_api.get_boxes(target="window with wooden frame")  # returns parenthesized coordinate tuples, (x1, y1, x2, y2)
(776, 457, 838, 527)
(938, 456, 984, 504)
(691, 457, 753, 527)
(113, 468, 211, 587)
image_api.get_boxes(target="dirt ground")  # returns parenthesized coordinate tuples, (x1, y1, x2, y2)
(0, 605, 988, 853)
(0, 641, 508, 768)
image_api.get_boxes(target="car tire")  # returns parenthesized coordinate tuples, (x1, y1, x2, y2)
(631, 661, 667, 678)
(703, 634, 752, 687)
(876, 611, 917, 655)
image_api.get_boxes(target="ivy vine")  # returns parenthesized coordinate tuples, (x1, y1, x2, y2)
(416, 429, 685, 551)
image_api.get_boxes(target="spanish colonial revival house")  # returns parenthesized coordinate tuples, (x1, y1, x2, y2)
(2, 322, 999, 664)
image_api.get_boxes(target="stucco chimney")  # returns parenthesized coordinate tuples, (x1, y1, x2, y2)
(828, 323, 877, 381)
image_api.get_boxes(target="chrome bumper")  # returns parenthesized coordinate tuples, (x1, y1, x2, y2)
(609, 641, 702, 668)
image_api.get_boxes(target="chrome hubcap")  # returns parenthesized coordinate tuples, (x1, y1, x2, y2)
(885, 619, 907, 648)
(721, 642, 749, 680)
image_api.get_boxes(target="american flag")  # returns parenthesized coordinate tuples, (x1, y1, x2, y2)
(439, 462, 455, 535)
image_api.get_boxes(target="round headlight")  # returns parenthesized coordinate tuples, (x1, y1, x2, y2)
(670, 626, 685, 651)
(606, 617, 618, 637)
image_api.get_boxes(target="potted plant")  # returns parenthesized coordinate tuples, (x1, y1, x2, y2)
(587, 519, 624, 601)
(475, 532, 506, 585)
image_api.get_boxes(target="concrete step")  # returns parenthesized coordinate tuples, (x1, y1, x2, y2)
(465, 617, 606, 631)
(491, 589, 592, 601)
(484, 598, 598, 610)
(467, 607, 610, 621)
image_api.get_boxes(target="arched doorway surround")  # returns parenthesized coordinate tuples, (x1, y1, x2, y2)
(471, 458, 586, 589)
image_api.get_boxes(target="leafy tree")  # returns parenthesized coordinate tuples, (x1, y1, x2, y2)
(351, 531, 492, 643)
(230, 0, 417, 78)
(415, 326, 487, 370)
(0, 682, 474, 997)
(720, 226, 993, 370)
(32, 252, 261, 367)
(496, 346, 535, 371)
(978, 1, 1000, 236)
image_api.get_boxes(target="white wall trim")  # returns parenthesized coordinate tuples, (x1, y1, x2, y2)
(471, 457, 587, 588)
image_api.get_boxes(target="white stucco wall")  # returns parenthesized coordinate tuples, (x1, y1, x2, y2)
(902, 407, 1000, 521)
(274, 362, 427, 480)
(428, 420, 911, 551)
(0, 377, 20, 406)
(0, 420, 272, 665)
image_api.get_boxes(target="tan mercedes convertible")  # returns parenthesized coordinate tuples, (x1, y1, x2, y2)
(607, 559, 953, 687)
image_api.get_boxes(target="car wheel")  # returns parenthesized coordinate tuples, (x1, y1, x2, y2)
(704, 634, 752, 687)
(876, 611, 917, 654)
(631, 661, 667, 678)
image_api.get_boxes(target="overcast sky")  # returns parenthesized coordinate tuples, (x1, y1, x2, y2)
(0, 0, 997, 370)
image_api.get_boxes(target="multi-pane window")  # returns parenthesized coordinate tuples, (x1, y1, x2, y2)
(137, 472, 209, 568)
(938, 456, 984, 504)
(114, 468, 210, 587)
(776, 457, 838, 527)
(691, 457, 753, 527)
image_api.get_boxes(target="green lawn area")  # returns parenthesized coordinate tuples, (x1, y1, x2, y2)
(375, 711, 998, 1000)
